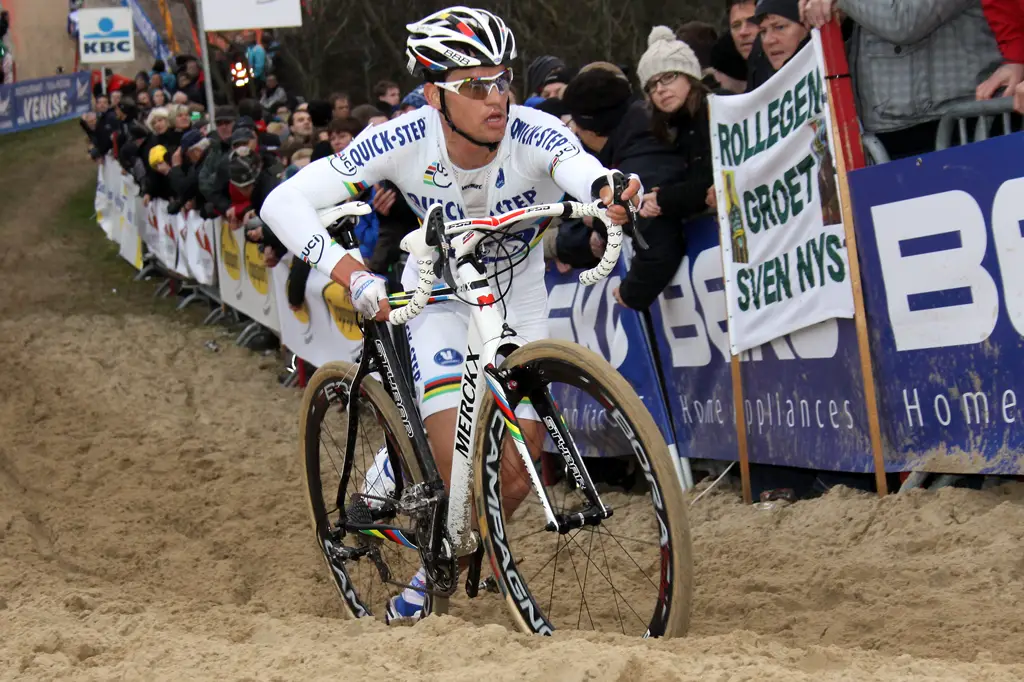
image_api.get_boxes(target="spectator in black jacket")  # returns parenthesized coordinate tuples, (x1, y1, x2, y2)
(90, 94, 122, 160)
(621, 26, 715, 310)
(198, 106, 236, 215)
(143, 144, 174, 203)
(561, 63, 687, 281)
(168, 129, 210, 214)
(230, 150, 285, 265)
(116, 120, 151, 187)
(140, 108, 182, 204)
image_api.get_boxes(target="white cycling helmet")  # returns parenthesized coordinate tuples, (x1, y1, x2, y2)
(406, 6, 517, 78)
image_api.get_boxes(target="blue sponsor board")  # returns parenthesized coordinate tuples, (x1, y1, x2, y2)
(647, 215, 874, 472)
(848, 133, 1024, 474)
(120, 0, 174, 64)
(545, 259, 675, 457)
(0, 72, 93, 135)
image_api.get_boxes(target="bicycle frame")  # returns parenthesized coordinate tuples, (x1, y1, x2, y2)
(343, 196, 624, 563)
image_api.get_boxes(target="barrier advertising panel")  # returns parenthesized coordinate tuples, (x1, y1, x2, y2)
(648, 215, 874, 472)
(117, 176, 143, 269)
(216, 218, 281, 333)
(0, 72, 93, 135)
(545, 259, 676, 457)
(849, 133, 1024, 474)
(270, 256, 362, 368)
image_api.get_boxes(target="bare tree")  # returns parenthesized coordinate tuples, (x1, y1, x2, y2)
(267, 0, 726, 102)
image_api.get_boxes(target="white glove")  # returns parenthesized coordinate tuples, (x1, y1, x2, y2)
(349, 270, 388, 319)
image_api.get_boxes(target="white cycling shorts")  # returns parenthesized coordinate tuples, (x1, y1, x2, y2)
(403, 251, 549, 420)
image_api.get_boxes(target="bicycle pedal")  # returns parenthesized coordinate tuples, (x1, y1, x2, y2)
(480, 577, 500, 594)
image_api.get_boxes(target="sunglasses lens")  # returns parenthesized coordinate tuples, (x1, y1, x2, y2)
(461, 82, 492, 100)
(456, 70, 512, 100)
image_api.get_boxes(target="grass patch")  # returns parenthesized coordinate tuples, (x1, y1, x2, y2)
(52, 173, 212, 322)
(0, 121, 215, 325)
(0, 120, 85, 162)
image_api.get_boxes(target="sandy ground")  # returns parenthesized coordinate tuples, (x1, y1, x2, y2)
(1, 123, 1023, 681)
(4, 5, 1024, 670)
(4, 0, 78, 80)
(4, 0, 155, 82)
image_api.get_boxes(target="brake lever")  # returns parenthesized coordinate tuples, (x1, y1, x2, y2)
(611, 172, 649, 251)
(424, 205, 458, 292)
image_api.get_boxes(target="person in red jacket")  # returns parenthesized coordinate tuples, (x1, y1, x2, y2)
(976, 0, 1024, 113)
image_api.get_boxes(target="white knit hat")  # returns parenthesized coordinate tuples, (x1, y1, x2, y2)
(637, 26, 702, 90)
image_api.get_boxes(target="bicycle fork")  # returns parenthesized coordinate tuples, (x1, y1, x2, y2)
(484, 365, 613, 535)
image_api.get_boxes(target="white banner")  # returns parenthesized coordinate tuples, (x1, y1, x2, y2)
(118, 177, 144, 269)
(95, 164, 108, 230)
(184, 213, 218, 286)
(78, 8, 136, 64)
(710, 31, 854, 355)
(109, 171, 127, 244)
(270, 256, 362, 368)
(146, 200, 179, 274)
(172, 212, 193, 278)
(216, 218, 281, 332)
(98, 158, 119, 239)
(201, 0, 302, 31)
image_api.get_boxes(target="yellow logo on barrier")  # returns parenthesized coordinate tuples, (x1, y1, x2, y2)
(244, 241, 269, 295)
(292, 300, 310, 324)
(220, 221, 241, 281)
(322, 282, 362, 341)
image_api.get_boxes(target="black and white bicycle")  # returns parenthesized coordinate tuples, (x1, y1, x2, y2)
(299, 173, 693, 637)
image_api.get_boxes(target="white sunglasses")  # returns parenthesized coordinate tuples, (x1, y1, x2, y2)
(435, 69, 514, 101)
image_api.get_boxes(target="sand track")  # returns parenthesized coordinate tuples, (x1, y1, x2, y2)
(2, 121, 1024, 680)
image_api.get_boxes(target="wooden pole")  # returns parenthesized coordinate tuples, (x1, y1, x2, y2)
(729, 353, 753, 504)
(820, 23, 888, 496)
(708, 94, 754, 506)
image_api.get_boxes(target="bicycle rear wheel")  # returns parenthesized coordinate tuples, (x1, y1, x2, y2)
(300, 361, 447, 620)
(472, 339, 692, 637)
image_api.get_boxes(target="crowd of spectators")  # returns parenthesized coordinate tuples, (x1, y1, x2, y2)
(78, 0, 1022, 319)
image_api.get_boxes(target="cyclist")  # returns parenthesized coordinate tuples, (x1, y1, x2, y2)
(260, 5, 641, 623)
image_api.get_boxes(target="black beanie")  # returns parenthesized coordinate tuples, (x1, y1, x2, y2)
(307, 100, 333, 128)
(562, 70, 633, 136)
(527, 55, 567, 95)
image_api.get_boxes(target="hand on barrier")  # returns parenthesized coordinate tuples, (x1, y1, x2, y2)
(975, 63, 1024, 102)
(349, 270, 389, 321)
(640, 189, 661, 218)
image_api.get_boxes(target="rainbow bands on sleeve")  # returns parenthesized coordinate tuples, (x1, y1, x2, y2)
(343, 180, 368, 196)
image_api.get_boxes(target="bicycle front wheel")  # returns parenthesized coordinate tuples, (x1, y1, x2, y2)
(472, 339, 693, 637)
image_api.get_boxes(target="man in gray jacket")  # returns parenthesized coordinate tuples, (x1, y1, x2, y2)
(801, 0, 1003, 159)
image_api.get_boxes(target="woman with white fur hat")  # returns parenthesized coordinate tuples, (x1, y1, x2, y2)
(635, 26, 717, 229)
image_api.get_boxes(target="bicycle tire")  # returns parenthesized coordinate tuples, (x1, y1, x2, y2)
(472, 339, 693, 637)
(299, 361, 449, 619)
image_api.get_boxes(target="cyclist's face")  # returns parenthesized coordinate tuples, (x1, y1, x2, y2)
(428, 65, 510, 145)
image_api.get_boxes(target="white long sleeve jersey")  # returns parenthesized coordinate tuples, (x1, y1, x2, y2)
(259, 104, 610, 279)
